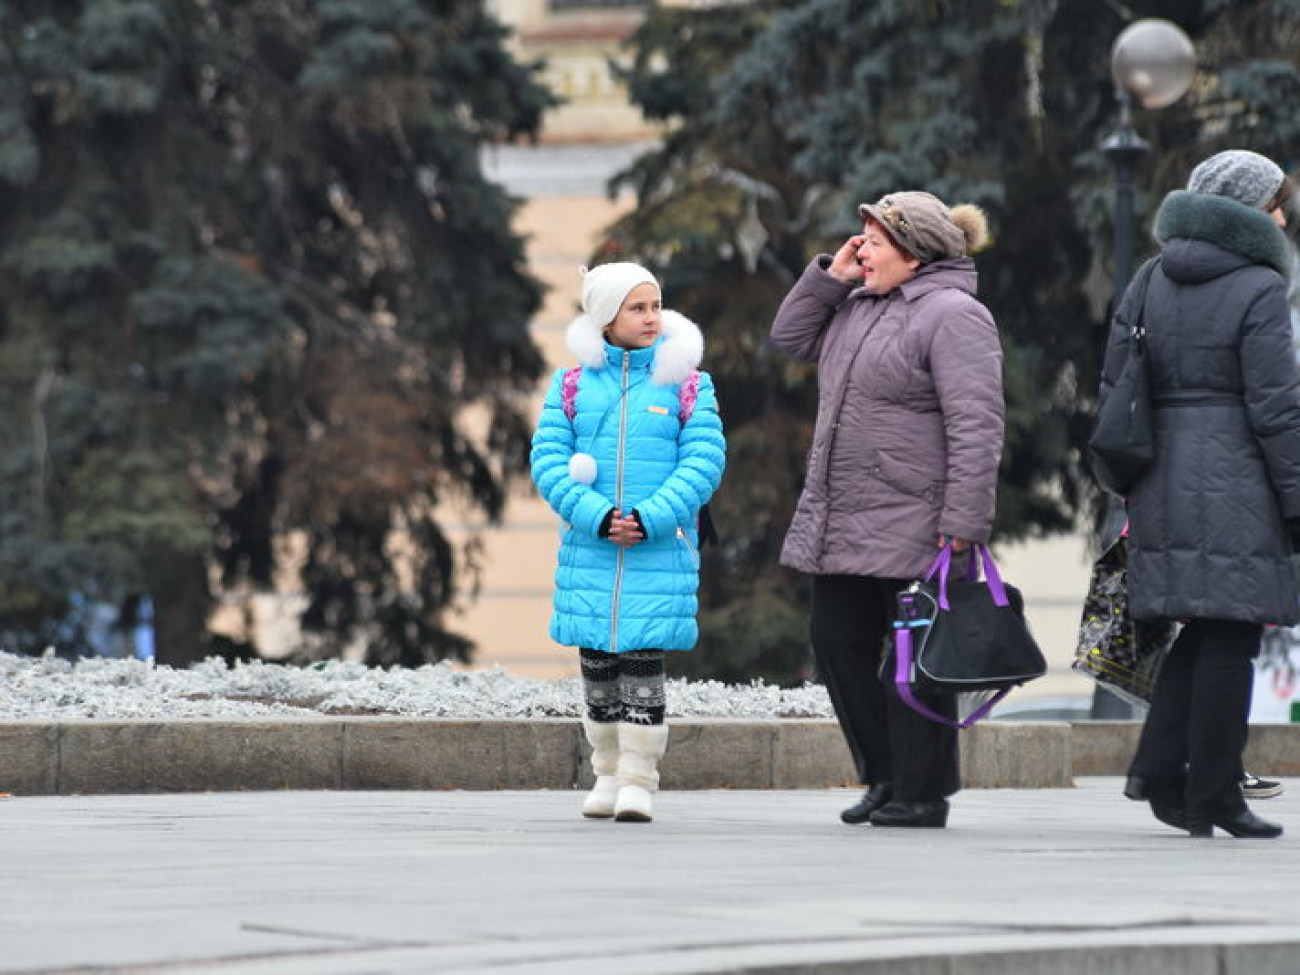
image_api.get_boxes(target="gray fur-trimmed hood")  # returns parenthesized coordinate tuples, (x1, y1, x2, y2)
(1154, 190, 1291, 279)
(564, 308, 704, 385)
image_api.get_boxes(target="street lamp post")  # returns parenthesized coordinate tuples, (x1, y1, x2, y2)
(1092, 19, 1195, 720)
(1101, 94, 1150, 305)
(1102, 18, 1196, 311)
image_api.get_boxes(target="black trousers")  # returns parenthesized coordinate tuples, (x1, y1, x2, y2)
(810, 574, 961, 802)
(1129, 618, 1260, 823)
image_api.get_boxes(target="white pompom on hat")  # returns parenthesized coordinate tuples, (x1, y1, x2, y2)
(581, 262, 660, 331)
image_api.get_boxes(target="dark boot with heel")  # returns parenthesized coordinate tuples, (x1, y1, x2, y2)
(841, 782, 892, 825)
(869, 799, 949, 828)
(1124, 774, 1187, 831)
(1188, 808, 1283, 839)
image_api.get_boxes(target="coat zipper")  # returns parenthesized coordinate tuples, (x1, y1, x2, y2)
(610, 350, 630, 650)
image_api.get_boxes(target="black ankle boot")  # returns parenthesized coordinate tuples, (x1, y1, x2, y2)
(841, 782, 892, 825)
(1188, 808, 1283, 839)
(869, 799, 949, 828)
(1124, 774, 1187, 830)
(1148, 796, 1188, 830)
(1122, 774, 1151, 800)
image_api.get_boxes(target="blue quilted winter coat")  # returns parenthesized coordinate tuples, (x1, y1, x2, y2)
(530, 310, 726, 653)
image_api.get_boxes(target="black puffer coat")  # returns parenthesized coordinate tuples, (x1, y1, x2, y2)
(1099, 190, 1300, 625)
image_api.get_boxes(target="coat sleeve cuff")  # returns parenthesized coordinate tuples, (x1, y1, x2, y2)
(805, 255, 856, 301)
(575, 494, 615, 538)
(938, 520, 992, 544)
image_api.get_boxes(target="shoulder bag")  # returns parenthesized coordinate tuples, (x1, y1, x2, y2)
(1088, 257, 1161, 497)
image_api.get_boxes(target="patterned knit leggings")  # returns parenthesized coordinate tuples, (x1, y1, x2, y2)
(580, 648, 666, 726)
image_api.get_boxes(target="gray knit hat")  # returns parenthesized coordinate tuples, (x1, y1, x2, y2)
(858, 191, 990, 264)
(1186, 150, 1285, 210)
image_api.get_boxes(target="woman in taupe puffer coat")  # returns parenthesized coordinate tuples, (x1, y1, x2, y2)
(771, 192, 1004, 829)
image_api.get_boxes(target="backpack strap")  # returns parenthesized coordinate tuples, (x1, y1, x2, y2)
(678, 370, 700, 423)
(563, 366, 701, 424)
(561, 366, 582, 421)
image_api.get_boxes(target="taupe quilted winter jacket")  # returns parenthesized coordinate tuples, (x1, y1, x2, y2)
(771, 256, 1004, 579)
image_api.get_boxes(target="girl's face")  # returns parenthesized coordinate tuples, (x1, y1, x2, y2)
(604, 283, 662, 350)
(1270, 204, 1287, 229)
(857, 219, 920, 295)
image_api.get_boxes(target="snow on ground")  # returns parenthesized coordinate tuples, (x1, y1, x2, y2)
(0, 651, 834, 721)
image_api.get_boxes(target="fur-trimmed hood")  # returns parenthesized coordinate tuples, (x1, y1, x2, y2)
(564, 308, 704, 386)
(1154, 190, 1291, 279)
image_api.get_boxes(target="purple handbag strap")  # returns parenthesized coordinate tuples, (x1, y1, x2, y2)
(931, 543, 1010, 611)
(892, 625, 1010, 729)
(922, 547, 972, 606)
(923, 546, 978, 584)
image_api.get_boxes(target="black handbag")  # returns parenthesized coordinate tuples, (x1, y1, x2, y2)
(1088, 257, 1161, 497)
(891, 544, 1047, 728)
(1073, 532, 1177, 705)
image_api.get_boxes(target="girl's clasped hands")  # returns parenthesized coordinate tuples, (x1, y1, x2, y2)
(607, 508, 644, 547)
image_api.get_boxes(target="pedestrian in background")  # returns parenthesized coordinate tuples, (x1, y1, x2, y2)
(1105, 150, 1299, 839)
(770, 192, 1003, 828)
(531, 263, 726, 823)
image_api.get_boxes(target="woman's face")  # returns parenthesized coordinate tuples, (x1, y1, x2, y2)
(1270, 204, 1287, 229)
(857, 219, 920, 295)
(605, 283, 662, 350)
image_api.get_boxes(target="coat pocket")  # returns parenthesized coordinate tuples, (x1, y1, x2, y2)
(674, 525, 701, 573)
(868, 449, 945, 503)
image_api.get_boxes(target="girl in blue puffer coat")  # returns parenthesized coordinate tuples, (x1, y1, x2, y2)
(531, 262, 726, 823)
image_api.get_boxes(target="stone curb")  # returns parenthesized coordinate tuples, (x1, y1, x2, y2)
(1071, 720, 1300, 776)
(739, 937, 1300, 975)
(1, 718, 1296, 796)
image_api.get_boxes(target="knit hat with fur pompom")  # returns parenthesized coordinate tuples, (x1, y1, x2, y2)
(858, 192, 990, 263)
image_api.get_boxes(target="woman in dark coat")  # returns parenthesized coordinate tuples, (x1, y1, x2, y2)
(770, 192, 1004, 828)
(1099, 149, 1300, 839)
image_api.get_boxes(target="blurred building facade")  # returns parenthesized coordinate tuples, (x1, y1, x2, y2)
(487, 0, 652, 143)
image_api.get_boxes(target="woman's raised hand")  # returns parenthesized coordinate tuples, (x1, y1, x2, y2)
(829, 234, 866, 284)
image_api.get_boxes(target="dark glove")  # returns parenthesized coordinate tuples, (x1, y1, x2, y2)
(597, 509, 615, 539)
(698, 503, 719, 549)
(1288, 518, 1300, 551)
(629, 509, 646, 537)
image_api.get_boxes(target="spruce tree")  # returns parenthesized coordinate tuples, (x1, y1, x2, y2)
(0, 0, 554, 665)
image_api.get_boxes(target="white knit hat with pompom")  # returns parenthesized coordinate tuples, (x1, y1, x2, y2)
(582, 262, 659, 331)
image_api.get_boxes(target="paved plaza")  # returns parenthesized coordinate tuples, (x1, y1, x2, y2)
(3, 779, 1298, 974)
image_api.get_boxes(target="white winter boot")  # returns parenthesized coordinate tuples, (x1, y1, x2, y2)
(581, 718, 620, 818)
(614, 722, 670, 822)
